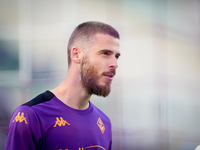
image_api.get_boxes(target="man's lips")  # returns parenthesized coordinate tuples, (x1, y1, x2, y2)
(104, 74, 114, 81)
(103, 70, 115, 81)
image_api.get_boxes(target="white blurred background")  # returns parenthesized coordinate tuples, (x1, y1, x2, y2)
(0, 0, 200, 150)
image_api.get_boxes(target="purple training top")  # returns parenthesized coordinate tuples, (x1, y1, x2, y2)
(6, 91, 112, 150)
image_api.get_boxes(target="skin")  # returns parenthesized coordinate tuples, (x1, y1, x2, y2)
(52, 33, 120, 110)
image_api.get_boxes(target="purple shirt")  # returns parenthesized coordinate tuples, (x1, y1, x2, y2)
(6, 91, 112, 150)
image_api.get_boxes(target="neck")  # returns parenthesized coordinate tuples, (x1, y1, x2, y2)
(51, 66, 91, 110)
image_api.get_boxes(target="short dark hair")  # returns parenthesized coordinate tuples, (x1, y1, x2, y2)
(67, 21, 120, 66)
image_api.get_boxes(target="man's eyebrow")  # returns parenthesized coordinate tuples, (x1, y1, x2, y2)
(99, 49, 121, 56)
(99, 49, 112, 53)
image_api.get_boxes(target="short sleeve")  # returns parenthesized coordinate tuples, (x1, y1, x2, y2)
(6, 105, 41, 150)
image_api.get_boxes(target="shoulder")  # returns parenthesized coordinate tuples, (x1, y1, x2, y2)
(22, 90, 54, 107)
(9, 105, 37, 130)
(10, 91, 54, 127)
(7, 105, 41, 145)
(5, 91, 53, 150)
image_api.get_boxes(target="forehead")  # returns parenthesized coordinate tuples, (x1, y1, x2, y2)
(89, 33, 120, 53)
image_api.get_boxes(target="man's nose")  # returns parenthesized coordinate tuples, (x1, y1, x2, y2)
(109, 57, 118, 69)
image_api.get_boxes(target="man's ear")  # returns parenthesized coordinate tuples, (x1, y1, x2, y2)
(70, 47, 82, 64)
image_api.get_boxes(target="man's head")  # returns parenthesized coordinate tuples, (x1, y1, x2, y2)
(67, 21, 120, 66)
(68, 21, 120, 97)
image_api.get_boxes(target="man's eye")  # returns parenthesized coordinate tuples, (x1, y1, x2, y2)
(115, 54, 120, 59)
(103, 52, 109, 55)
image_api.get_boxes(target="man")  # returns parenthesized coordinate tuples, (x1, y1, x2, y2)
(6, 21, 120, 150)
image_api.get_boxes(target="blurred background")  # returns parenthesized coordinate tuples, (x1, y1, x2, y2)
(0, 0, 200, 149)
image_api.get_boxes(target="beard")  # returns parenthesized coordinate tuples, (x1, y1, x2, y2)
(80, 56, 114, 97)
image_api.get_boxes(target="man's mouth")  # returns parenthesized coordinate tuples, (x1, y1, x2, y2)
(104, 74, 114, 81)
(103, 70, 115, 81)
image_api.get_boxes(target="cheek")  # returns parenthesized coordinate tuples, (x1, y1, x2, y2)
(93, 59, 107, 69)
(86, 57, 106, 74)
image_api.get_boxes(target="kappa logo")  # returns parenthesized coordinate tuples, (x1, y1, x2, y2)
(12, 112, 28, 124)
(53, 117, 70, 127)
(97, 117, 105, 134)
